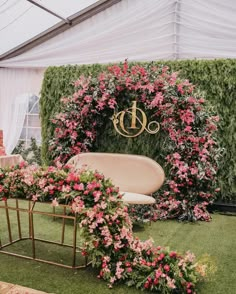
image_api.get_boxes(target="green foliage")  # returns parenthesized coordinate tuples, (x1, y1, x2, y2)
(40, 60, 236, 200)
(40, 64, 104, 165)
(12, 138, 42, 165)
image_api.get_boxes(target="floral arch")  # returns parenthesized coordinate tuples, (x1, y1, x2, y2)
(50, 61, 221, 221)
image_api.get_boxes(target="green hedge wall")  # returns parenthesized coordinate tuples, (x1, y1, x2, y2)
(40, 59, 236, 200)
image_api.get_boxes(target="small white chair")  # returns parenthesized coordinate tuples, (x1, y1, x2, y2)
(67, 153, 165, 205)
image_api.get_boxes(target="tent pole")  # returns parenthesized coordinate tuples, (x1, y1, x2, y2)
(26, 0, 72, 24)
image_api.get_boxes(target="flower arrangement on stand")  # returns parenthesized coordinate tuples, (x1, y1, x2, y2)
(0, 162, 207, 293)
(49, 61, 222, 221)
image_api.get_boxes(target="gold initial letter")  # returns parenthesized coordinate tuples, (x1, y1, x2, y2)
(129, 101, 138, 129)
(111, 100, 160, 138)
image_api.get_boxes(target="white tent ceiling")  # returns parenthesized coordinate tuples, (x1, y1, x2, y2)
(0, 0, 99, 56)
(1, 0, 236, 154)
(1, 0, 236, 68)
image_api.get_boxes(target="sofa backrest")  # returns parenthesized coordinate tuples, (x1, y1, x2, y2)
(67, 153, 165, 194)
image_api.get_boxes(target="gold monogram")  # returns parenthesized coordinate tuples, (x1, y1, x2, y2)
(112, 101, 160, 138)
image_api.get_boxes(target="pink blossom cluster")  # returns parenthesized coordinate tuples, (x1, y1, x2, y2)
(0, 163, 206, 293)
(49, 61, 222, 221)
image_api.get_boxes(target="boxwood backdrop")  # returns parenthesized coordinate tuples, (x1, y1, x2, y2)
(40, 59, 236, 201)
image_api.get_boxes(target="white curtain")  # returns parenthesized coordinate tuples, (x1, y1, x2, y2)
(0, 0, 236, 69)
(5, 93, 29, 154)
(0, 68, 45, 153)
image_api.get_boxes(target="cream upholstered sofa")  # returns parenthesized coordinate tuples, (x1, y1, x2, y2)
(67, 153, 165, 205)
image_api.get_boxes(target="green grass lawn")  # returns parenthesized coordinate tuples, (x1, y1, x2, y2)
(0, 200, 235, 294)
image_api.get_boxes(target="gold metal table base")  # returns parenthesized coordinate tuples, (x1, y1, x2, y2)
(0, 199, 89, 269)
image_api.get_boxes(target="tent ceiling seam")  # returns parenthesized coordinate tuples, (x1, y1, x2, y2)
(26, 0, 72, 25)
(0, 0, 121, 61)
(173, 0, 180, 60)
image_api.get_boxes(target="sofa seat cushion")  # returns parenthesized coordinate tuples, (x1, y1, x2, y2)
(121, 192, 156, 205)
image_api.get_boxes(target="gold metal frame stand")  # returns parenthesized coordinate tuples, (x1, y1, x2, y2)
(0, 199, 89, 269)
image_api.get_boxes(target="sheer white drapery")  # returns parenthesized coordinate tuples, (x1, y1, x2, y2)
(6, 93, 29, 154)
(0, 68, 44, 153)
(1, 0, 236, 68)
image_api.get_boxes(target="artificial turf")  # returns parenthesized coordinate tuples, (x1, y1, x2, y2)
(0, 200, 235, 294)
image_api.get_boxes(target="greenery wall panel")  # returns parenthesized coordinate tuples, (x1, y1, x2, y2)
(40, 59, 236, 200)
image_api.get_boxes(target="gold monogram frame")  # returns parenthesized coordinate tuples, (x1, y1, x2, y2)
(112, 101, 160, 138)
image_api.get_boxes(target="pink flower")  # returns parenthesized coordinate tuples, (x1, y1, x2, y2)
(87, 182, 96, 190)
(150, 92, 164, 108)
(115, 261, 124, 279)
(73, 183, 84, 191)
(66, 173, 79, 183)
(62, 185, 71, 192)
(100, 201, 107, 209)
(164, 264, 170, 272)
(52, 198, 59, 207)
(169, 251, 177, 258)
(84, 95, 92, 103)
(32, 194, 39, 201)
(211, 115, 220, 122)
(173, 152, 181, 160)
(109, 277, 116, 284)
(190, 167, 198, 175)
(180, 109, 195, 125)
(184, 126, 192, 133)
(108, 98, 117, 109)
(71, 131, 77, 140)
(169, 72, 178, 85)
(187, 97, 196, 104)
(93, 190, 102, 202)
(106, 187, 113, 194)
(81, 106, 89, 116)
(185, 251, 195, 263)
(177, 84, 184, 95)
(96, 100, 106, 111)
(85, 131, 93, 138)
(198, 98, 205, 103)
(158, 253, 165, 261)
(19, 161, 26, 168)
(166, 276, 176, 289)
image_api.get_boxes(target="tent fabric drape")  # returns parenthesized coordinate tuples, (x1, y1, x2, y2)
(1, 0, 236, 69)
(0, 68, 45, 153)
(0, 0, 99, 56)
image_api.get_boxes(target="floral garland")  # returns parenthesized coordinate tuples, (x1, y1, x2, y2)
(0, 163, 206, 293)
(49, 62, 222, 221)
